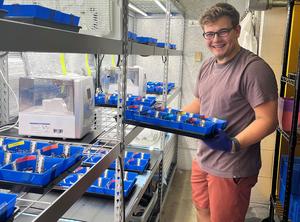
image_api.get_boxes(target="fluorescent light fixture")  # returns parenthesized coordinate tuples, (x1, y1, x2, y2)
(128, 3, 148, 17)
(154, 0, 167, 13)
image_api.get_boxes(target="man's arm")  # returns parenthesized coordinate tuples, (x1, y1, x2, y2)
(235, 100, 278, 149)
(182, 98, 201, 113)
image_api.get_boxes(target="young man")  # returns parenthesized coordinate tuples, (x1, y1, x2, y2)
(183, 3, 278, 222)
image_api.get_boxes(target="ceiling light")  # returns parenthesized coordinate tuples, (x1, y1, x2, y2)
(128, 3, 148, 17)
(154, 0, 167, 13)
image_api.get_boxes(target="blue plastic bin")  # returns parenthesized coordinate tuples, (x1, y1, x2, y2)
(37, 143, 83, 172)
(0, 193, 17, 222)
(0, 151, 25, 167)
(103, 179, 135, 197)
(280, 155, 300, 195)
(126, 151, 151, 160)
(125, 157, 150, 173)
(83, 151, 108, 166)
(128, 31, 137, 41)
(206, 117, 227, 130)
(0, 155, 64, 186)
(2, 4, 80, 26)
(58, 170, 137, 198)
(3, 4, 53, 20)
(1, 138, 33, 154)
(136, 37, 158, 45)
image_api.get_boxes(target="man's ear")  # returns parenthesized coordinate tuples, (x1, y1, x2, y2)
(235, 25, 241, 37)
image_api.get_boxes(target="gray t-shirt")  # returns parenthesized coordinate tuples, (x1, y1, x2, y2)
(194, 47, 278, 178)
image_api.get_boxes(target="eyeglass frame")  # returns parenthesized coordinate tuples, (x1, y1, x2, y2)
(202, 27, 235, 40)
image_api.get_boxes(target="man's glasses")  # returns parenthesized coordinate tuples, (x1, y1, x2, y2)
(202, 27, 234, 40)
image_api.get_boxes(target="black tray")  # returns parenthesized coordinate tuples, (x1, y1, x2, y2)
(4, 16, 81, 32)
(95, 104, 117, 108)
(0, 160, 82, 194)
(124, 119, 213, 139)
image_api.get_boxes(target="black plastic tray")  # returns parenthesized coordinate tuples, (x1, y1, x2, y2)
(95, 104, 117, 108)
(0, 160, 82, 194)
(124, 119, 213, 139)
(4, 17, 81, 32)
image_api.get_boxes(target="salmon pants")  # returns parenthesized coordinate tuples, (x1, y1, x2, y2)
(191, 160, 258, 222)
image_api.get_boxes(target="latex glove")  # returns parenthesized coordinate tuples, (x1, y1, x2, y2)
(202, 129, 232, 152)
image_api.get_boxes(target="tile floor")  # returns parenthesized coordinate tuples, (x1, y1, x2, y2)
(160, 169, 271, 222)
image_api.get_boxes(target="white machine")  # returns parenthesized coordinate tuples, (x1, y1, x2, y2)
(18, 75, 94, 139)
(100, 66, 147, 96)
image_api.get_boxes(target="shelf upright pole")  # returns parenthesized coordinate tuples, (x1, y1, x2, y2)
(282, 48, 300, 221)
(0, 52, 9, 126)
(158, 0, 171, 219)
(267, 1, 294, 221)
(115, 0, 129, 221)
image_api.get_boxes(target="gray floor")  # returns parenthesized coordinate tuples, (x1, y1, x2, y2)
(160, 169, 270, 222)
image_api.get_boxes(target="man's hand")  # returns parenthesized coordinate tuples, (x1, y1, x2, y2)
(203, 129, 236, 152)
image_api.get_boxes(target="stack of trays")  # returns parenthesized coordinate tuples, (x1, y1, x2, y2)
(0, 138, 84, 187)
(84, 151, 151, 174)
(2, 4, 81, 32)
(146, 82, 175, 94)
(57, 168, 138, 198)
(0, 192, 17, 222)
(95, 93, 156, 108)
(125, 106, 227, 138)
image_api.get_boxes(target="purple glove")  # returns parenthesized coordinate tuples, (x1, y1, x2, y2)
(203, 129, 232, 152)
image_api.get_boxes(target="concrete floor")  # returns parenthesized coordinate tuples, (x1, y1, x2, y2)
(160, 169, 270, 222)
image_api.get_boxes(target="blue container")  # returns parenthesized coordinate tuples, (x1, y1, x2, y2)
(103, 179, 135, 197)
(0, 193, 17, 222)
(170, 44, 177, 49)
(0, 151, 25, 167)
(126, 152, 151, 160)
(84, 153, 105, 166)
(95, 93, 106, 106)
(280, 155, 300, 195)
(37, 143, 83, 172)
(136, 36, 158, 45)
(278, 181, 299, 219)
(3, 4, 80, 26)
(108, 94, 118, 106)
(128, 31, 137, 41)
(0, 155, 64, 186)
(0, 0, 3, 7)
(181, 120, 215, 136)
(1, 138, 33, 154)
(125, 157, 150, 173)
(59, 12, 79, 26)
(2, 4, 53, 20)
(206, 117, 227, 130)
(58, 170, 137, 198)
(57, 173, 79, 189)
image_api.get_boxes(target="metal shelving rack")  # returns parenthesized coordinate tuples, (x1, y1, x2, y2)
(264, 1, 300, 221)
(0, 0, 185, 221)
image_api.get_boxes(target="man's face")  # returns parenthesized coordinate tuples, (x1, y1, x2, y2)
(202, 16, 240, 63)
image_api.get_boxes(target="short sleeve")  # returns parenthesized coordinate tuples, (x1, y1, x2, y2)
(241, 60, 278, 108)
